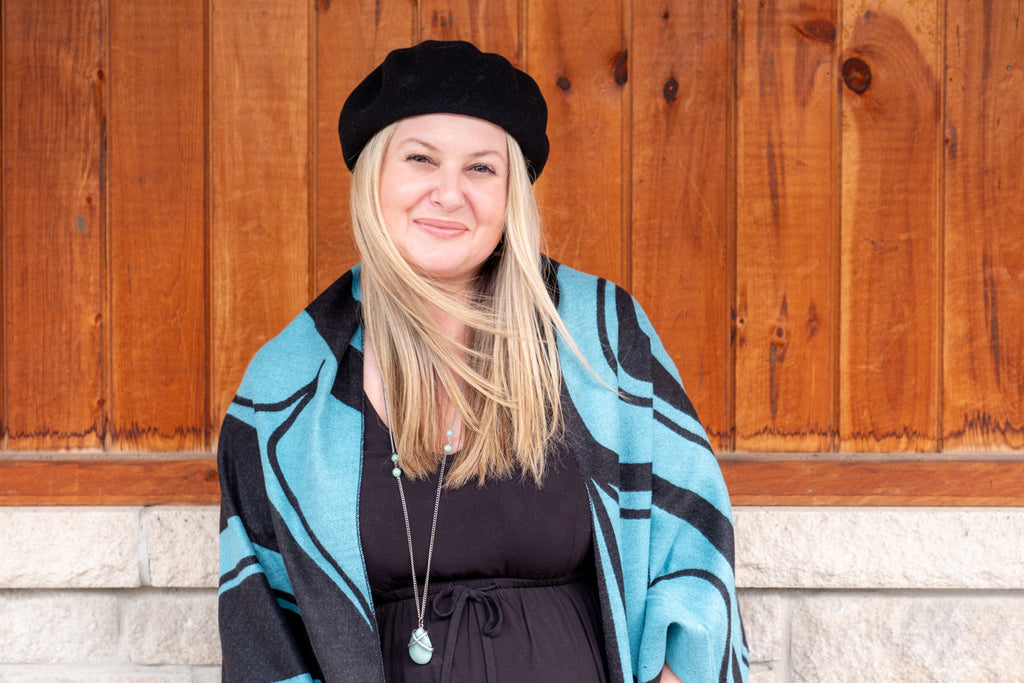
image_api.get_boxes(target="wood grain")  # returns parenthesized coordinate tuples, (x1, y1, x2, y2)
(527, 0, 627, 285)
(107, 0, 207, 451)
(0, 459, 219, 505)
(419, 0, 520, 60)
(630, 2, 731, 450)
(1, 0, 7, 450)
(839, 3, 941, 452)
(211, 0, 312, 432)
(2, 0, 105, 449)
(721, 459, 1024, 506)
(734, 0, 837, 452)
(942, 0, 1024, 451)
(1, 1, 1022, 505)
(313, 1, 414, 295)
(4, 458, 1022, 506)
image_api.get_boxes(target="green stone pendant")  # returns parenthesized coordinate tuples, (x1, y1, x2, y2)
(408, 626, 434, 664)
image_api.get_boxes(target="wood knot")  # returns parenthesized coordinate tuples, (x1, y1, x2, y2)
(842, 57, 871, 93)
(613, 51, 628, 86)
(556, 75, 571, 92)
(772, 325, 788, 346)
(663, 77, 679, 103)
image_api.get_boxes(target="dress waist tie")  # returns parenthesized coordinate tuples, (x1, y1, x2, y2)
(432, 583, 503, 683)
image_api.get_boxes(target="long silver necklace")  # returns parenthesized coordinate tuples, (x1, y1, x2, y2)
(381, 385, 458, 666)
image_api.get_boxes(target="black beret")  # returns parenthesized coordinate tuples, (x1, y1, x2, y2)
(339, 40, 549, 182)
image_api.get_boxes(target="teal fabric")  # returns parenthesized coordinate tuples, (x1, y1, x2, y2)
(218, 259, 748, 683)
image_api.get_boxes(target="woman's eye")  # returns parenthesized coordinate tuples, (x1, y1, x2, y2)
(470, 163, 496, 175)
(406, 153, 432, 164)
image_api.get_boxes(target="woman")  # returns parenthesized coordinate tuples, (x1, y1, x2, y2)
(218, 40, 747, 683)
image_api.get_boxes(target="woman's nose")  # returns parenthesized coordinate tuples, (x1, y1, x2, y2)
(430, 168, 465, 209)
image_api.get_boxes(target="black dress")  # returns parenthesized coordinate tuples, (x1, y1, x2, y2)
(360, 405, 609, 683)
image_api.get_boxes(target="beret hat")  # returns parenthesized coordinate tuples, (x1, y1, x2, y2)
(339, 40, 549, 182)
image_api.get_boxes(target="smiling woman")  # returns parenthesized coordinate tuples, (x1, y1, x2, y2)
(216, 40, 747, 683)
(379, 114, 509, 292)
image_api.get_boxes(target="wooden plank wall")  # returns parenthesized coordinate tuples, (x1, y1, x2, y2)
(839, 2, 942, 452)
(109, 1, 207, 452)
(1, 0, 1022, 505)
(735, 0, 836, 452)
(4, 1, 105, 450)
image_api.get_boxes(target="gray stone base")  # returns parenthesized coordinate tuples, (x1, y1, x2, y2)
(2, 506, 1022, 681)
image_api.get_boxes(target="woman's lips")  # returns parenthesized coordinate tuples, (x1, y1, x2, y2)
(414, 218, 468, 237)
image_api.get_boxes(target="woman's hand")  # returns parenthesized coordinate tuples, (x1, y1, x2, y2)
(661, 662, 684, 683)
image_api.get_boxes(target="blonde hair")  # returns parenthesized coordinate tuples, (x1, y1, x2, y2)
(351, 122, 570, 487)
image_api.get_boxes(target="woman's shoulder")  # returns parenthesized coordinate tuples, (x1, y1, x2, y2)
(547, 255, 687, 388)
(543, 256, 644, 323)
(542, 255, 634, 303)
(236, 266, 362, 402)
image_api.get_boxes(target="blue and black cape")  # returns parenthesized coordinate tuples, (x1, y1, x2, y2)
(218, 259, 748, 683)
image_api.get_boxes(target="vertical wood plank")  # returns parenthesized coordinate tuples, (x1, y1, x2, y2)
(419, 0, 520, 60)
(108, 0, 207, 451)
(1, 0, 7, 449)
(733, 0, 837, 452)
(527, 0, 627, 285)
(313, 2, 415, 295)
(630, 3, 731, 450)
(943, 0, 1024, 451)
(2, 0, 105, 450)
(211, 0, 311, 430)
(839, 2, 941, 451)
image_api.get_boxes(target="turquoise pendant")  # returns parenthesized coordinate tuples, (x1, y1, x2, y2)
(408, 626, 433, 664)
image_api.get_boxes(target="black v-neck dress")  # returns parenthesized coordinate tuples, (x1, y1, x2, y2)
(359, 406, 609, 683)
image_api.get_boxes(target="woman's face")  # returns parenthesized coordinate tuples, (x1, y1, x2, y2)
(379, 113, 509, 292)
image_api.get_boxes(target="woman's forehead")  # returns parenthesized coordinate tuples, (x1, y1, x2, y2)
(391, 114, 508, 154)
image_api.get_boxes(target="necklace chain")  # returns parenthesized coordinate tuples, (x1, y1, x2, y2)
(381, 385, 459, 631)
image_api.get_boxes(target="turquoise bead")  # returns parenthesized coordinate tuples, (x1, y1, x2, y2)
(443, 444, 453, 454)
(408, 627, 433, 664)
(391, 453, 399, 463)
(392, 467, 402, 478)
(446, 428, 455, 439)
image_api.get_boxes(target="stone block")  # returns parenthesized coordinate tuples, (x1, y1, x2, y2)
(790, 593, 1024, 682)
(144, 507, 219, 588)
(0, 592, 119, 663)
(0, 508, 141, 588)
(0, 667, 198, 682)
(188, 667, 222, 683)
(734, 507, 1024, 589)
(737, 589, 786, 665)
(749, 667, 780, 683)
(125, 592, 220, 666)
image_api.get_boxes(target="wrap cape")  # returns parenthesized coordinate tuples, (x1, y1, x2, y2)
(218, 259, 749, 683)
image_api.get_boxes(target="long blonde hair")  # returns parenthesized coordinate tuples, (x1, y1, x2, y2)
(351, 121, 570, 487)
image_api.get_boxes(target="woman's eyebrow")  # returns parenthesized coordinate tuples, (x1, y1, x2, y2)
(468, 149, 505, 159)
(396, 138, 504, 160)
(394, 137, 439, 152)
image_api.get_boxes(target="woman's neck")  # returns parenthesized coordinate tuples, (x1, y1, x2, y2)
(424, 285, 474, 350)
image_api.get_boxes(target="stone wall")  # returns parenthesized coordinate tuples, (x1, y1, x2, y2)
(1, 508, 219, 682)
(2, 507, 1022, 681)
(737, 509, 1024, 681)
